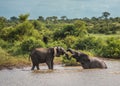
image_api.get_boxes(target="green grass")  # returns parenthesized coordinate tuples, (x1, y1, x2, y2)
(89, 34, 120, 43)
(89, 34, 120, 39)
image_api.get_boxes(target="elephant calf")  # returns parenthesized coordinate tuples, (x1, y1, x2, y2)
(67, 48, 107, 69)
(29, 47, 68, 70)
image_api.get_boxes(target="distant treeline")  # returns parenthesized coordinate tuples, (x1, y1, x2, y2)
(0, 12, 120, 59)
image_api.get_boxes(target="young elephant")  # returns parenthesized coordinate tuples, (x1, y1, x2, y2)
(29, 47, 68, 70)
(67, 48, 107, 69)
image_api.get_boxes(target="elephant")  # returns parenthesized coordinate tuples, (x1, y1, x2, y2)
(29, 47, 68, 70)
(67, 48, 107, 69)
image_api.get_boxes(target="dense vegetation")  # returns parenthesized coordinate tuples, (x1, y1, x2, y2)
(0, 12, 120, 67)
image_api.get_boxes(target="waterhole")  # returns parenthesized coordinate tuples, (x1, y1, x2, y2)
(0, 59, 120, 86)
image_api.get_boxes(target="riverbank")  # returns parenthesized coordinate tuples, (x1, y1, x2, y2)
(0, 57, 30, 70)
(0, 48, 30, 70)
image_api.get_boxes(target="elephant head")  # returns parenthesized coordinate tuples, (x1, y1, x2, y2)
(54, 47, 68, 57)
(67, 48, 90, 65)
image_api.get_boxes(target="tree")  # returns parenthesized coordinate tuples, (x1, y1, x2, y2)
(46, 17, 52, 24)
(10, 16, 18, 22)
(19, 13, 30, 22)
(101, 12, 111, 33)
(61, 16, 67, 20)
(102, 12, 110, 19)
(60, 16, 67, 21)
(52, 16, 58, 23)
(74, 20, 88, 36)
(9, 16, 19, 25)
(38, 16, 44, 22)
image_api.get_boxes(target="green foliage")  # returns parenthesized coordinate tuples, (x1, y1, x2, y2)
(100, 38, 120, 58)
(19, 13, 29, 22)
(0, 27, 15, 41)
(0, 12, 120, 60)
(47, 41, 67, 49)
(0, 47, 30, 69)
(62, 56, 78, 66)
(53, 24, 76, 40)
(102, 12, 110, 19)
(1, 21, 41, 41)
(74, 20, 88, 36)
(64, 36, 78, 48)
(0, 39, 11, 49)
(21, 37, 45, 52)
(15, 21, 34, 36)
(74, 36, 103, 50)
(32, 20, 44, 30)
(1, 12, 120, 68)
(0, 17, 7, 30)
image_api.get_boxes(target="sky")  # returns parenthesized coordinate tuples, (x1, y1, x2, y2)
(0, 0, 120, 19)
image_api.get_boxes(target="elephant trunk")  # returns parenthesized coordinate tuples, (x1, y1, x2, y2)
(64, 51, 72, 60)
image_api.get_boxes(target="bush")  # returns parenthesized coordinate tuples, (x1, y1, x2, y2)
(0, 47, 30, 69)
(62, 56, 78, 66)
(0, 27, 15, 41)
(47, 40, 67, 49)
(7, 41, 23, 55)
(21, 37, 45, 52)
(100, 37, 120, 58)
(74, 36, 105, 50)
(64, 36, 78, 48)
(53, 24, 76, 40)
(0, 39, 10, 48)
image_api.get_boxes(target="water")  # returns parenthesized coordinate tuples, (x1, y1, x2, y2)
(0, 59, 120, 86)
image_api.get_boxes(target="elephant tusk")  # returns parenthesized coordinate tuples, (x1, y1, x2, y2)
(54, 47, 57, 57)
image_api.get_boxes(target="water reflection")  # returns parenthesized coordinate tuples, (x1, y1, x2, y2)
(0, 59, 120, 86)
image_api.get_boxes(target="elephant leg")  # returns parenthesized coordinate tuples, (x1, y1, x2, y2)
(81, 63, 90, 69)
(31, 64, 36, 70)
(36, 64, 40, 70)
(51, 61, 54, 70)
(46, 61, 52, 69)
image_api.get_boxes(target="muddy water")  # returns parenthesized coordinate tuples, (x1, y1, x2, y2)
(0, 59, 120, 86)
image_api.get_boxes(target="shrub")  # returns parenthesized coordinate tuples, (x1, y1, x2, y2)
(74, 36, 103, 50)
(21, 37, 45, 52)
(53, 24, 76, 40)
(0, 39, 10, 48)
(5, 21, 41, 41)
(74, 20, 88, 36)
(64, 36, 77, 48)
(47, 40, 67, 49)
(100, 37, 120, 58)
(62, 56, 78, 66)
(0, 47, 30, 69)
(7, 41, 22, 55)
(0, 27, 15, 41)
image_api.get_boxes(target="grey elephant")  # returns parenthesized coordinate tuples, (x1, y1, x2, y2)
(67, 48, 107, 69)
(29, 47, 68, 70)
